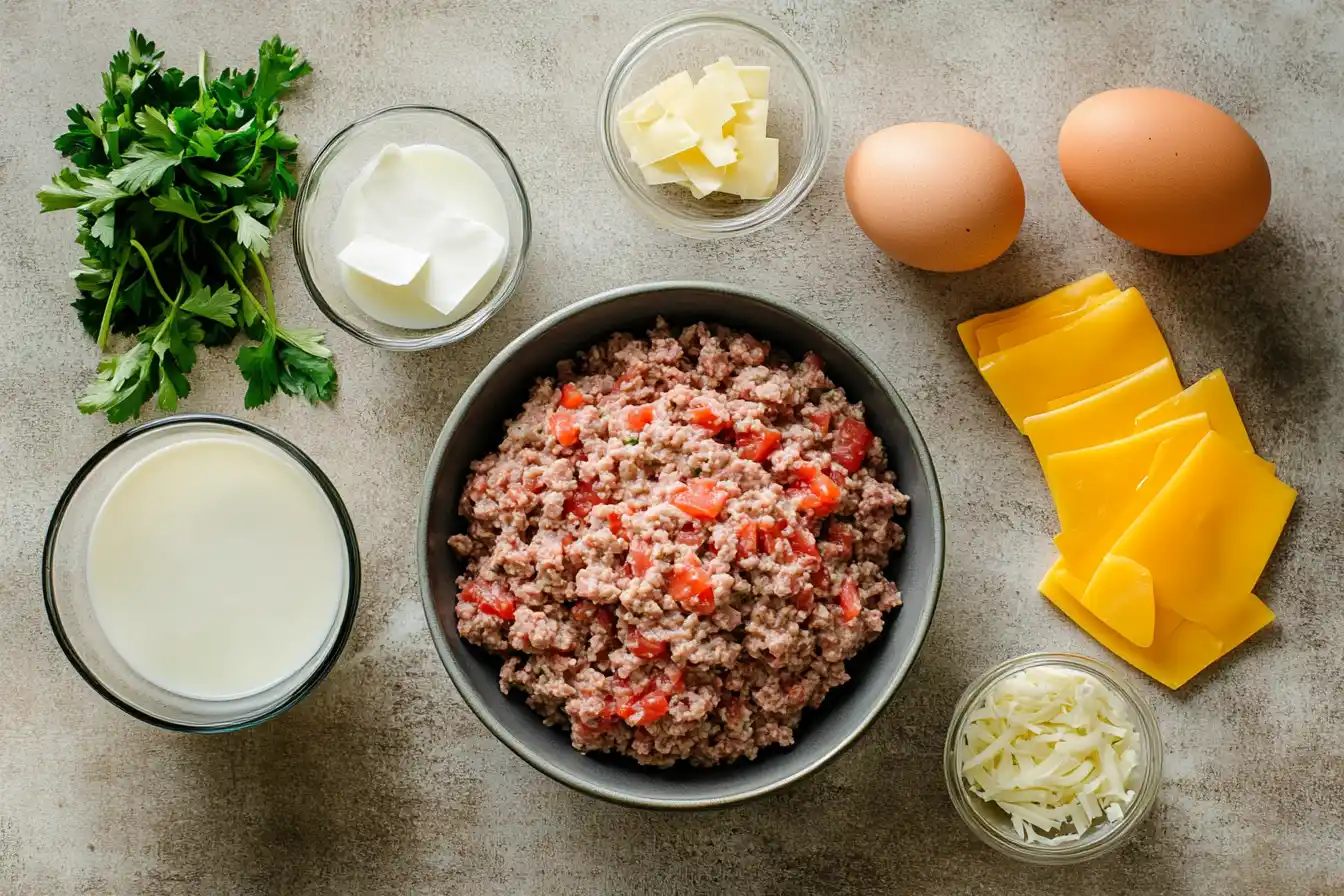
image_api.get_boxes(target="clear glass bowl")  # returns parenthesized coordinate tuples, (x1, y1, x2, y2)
(43, 415, 361, 732)
(944, 652, 1164, 864)
(598, 9, 831, 239)
(293, 105, 532, 350)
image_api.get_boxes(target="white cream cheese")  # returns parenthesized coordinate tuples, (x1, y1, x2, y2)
(333, 143, 509, 329)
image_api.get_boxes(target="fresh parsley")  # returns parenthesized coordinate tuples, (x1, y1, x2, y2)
(39, 31, 336, 422)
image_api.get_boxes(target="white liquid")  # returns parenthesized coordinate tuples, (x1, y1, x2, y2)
(333, 143, 510, 329)
(87, 437, 347, 701)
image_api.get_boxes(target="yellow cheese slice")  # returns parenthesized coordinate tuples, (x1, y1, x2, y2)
(1023, 358, 1182, 466)
(1103, 431, 1296, 631)
(1135, 369, 1254, 454)
(975, 289, 1120, 357)
(1039, 561, 1274, 689)
(1046, 375, 1130, 411)
(1049, 562, 1188, 644)
(1049, 414, 1211, 579)
(977, 288, 1174, 431)
(956, 272, 1117, 361)
(1080, 554, 1155, 647)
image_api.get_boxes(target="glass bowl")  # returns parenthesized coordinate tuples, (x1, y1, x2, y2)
(293, 105, 532, 350)
(43, 415, 361, 732)
(598, 9, 831, 239)
(944, 652, 1163, 864)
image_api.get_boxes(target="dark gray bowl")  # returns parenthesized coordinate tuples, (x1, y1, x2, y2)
(418, 281, 944, 808)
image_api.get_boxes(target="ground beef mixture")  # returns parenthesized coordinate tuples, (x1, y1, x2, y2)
(447, 320, 909, 766)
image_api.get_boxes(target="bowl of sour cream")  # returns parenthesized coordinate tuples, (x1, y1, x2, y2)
(293, 105, 532, 350)
(43, 415, 360, 731)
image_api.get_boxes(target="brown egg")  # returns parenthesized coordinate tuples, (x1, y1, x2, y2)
(844, 123, 1025, 273)
(1058, 88, 1271, 255)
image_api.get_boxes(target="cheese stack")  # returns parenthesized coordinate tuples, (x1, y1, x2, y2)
(959, 274, 1297, 688)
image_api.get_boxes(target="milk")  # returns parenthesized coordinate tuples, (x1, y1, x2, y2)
(86, 437, 347, 701)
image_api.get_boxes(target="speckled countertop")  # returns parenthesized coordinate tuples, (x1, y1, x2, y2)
(2, 1, 1341, 893)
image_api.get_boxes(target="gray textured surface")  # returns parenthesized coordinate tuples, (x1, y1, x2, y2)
(1, 0, 1340, 893)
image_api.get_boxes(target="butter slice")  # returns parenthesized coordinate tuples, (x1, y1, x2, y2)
(701, 57, 750, 105)
(422, 217, 507, 317)
(721, 135, 778, 200)
(619, 71, 693, 123)
(337, 235, 430, 287)
(631, 114, 699, 166)
(736, 65, 771, 100)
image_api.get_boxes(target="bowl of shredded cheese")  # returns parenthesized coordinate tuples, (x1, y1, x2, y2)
(944, 653, 1163, 864)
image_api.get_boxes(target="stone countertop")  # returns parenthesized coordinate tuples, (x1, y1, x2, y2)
(2, 1, 1340, 893)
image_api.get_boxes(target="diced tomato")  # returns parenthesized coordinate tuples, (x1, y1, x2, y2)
(676, 523, 703, 546)
(794, 586, 815, 613)
(832, 418, 874, 473)
(688, 405, 728, 434)
(460, 581, 516, 621)
(736, 428, 781, 463)
(627, 630, 668, 659)
(826, 520, 855, 558)
(628, 541, 653, 577)
(796, 470, 841, 516)
(618, 692, 669, 727)
(614, 370, 640, 391)
(803, 352, 824, 370)
(595, 606, 615, 630)
(788, 527, 820, 562)
(621, 404, 654, 432)
(758, 519, 783, 555)
(671, 479, 728, 520)
(839, 578, 862, 622)
(572, 601, 596, 623)
(547, 410, 580, 447)
(564, 481, 600, 520)
(607, 513, 622, 536)
(735, 520, 758, 559)
(812, 565, 831, 593)
(559, 383, 586, 409)
(669, 556, 715, 615)
(657, 666, 686, 694)
(808, 411, 832, 435)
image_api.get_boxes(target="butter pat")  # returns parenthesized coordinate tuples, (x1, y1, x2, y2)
(619, 57, 778, 201)
(337, 235, 430, 287)
(422, 216, 508, 317)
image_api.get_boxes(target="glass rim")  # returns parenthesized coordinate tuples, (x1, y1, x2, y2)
(42, 413, 362, 733)
(596, 8, 832, 239)
(291, 104, 533, 350)
(942, 651, 1164, 864)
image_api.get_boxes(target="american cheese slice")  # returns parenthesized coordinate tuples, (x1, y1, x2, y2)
(975, 289, 1120, 357)
(1135, 369, 1255, 454)
(1102, 431, 1296, 631)
(1023, 358, 1182, 466)
(1049, 414, 1211, 579)
(977, 288, 1174, 431)
(1046, 375, 1129, 411)
(1080, 554, 1156, 647)
(1039, 561, 1274, 689)
(956, 272, 1117, 361)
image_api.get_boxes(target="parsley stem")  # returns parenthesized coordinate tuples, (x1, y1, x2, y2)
(96, 258, 128, 351)
(128, 239, 174, 305)
(248, 250, 275, 319)
(205, 236, 272, 325)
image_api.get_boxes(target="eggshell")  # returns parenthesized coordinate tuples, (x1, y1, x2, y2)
(1058, 88, 1271, 255)
(844, 123, 1025, 273)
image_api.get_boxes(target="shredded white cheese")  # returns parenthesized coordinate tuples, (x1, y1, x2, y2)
(956, 665, 1141, 843)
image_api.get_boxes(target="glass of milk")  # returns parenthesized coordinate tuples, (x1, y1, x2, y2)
(43, 415, 360, 731)
(293, 105, 532, 351)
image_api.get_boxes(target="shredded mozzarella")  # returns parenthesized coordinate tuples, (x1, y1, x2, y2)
(957, 665, 1141, 843)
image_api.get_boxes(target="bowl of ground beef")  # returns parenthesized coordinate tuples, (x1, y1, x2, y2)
(419, 282, 943, 808)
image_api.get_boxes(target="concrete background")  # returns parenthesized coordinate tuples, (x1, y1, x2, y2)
(2, 0, 1341, 893)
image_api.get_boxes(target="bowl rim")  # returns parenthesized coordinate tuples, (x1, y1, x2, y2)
(596, 8, 832, 240)
(417, 280, 945, 808)
(292, 103, 533, 351)
(42, 413, 363, 733)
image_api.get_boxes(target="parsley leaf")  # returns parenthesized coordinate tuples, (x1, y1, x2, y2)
(181, 283, 239, 326)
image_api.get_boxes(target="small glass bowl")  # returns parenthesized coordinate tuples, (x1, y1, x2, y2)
(293, 105, 532, 350)
(598, 8, 831, 239)
(43, 415, 361, 732)
(944, 652, 1163, 864)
